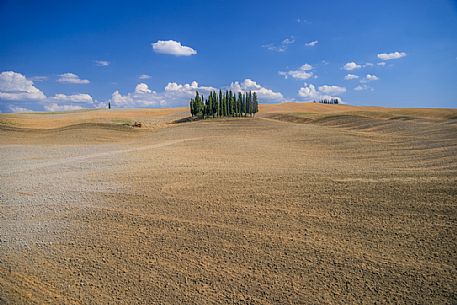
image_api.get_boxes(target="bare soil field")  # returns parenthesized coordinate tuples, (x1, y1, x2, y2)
(1, 103, 456, 304)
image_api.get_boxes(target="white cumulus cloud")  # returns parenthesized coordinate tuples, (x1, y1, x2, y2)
(111, 82, 170, 108)
(135, 83, 152, 94)
(0, 71, 46, 100)
(111, 89, 165, 108)
(57, 73, 90, 84)
(229, 79, 283, 101)
(298, 83, 319, 99)
(305, 40, 318, 47)
(95, 60, 110, 67)
(139, 74, 151, 80)
(343, 62, 362, 71)
(279, 64, 314, 80)
(366, 74, 379, 81)
(298, 83, 345, 101)
(111, 80, 218, 108)
(0, 71, 99, 112)
(8, 105, 33, 113)
(165, 81, 217, 97)
(318, 85, 346, 95)
(377, 51, 407, 60)
(354, 84, 373, 91)
(262, 37, 295, 52)
(44, 103, 84, 112)
(51, 93, 94, 103)
(152, 40, 197, 56)
(344, 74, 359, 80)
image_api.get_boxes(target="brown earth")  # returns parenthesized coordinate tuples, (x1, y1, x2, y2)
(1, 103, 456, 304)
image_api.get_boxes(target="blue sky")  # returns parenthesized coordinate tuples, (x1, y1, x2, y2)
(0, 0, 456, 112)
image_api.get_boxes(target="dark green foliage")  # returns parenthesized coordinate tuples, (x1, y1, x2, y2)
(211, 91, 217, 117)
(319, 98, 339, 104)
(252, 92, 258, 116)
(189, 91, 205, 118)
(218, 89, 223, 117)
(210, 91, 216, 117)
(225, 91, 229, 116)
(241, 93, 246, 116)
(246, 91, 251, 115)
(229, 91, 235, 117)
(237, 92, 242, 117)
(189, 90, 260, 119)
(222, 91, 226, 117)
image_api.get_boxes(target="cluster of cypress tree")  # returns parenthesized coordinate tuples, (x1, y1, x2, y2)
(190, 90, 258, 118)
(315, 98, 339, 104)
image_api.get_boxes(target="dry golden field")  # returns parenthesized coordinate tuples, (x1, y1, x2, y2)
(1, 103, 456, 304)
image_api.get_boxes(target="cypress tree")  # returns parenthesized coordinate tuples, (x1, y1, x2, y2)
(218, 89, 223, 117)
(246, 91, 251, 115)
(211, 91, 216, 117)
(204, 95, 209, 118)
(213, 91, 217, 117)
(193, 96, 198, 116)
(225, 91, 229, 116)
(213, 91, 219, 116)
(209, 92, 212, 117)
(230, 92, 233, 116)
(206, 92, 213, 116)
(253, 92, 258, 116)
(241, 93, 246, 116)
(249, 91, 253, 116)
(251, 91, 254, 116)
(220, 92, 224, 117)
(222, 92, 226, 116)
(195, 91, 200, 116)
(194, 92, 199, 117)
(193, 91, 205, 118)
(246, 92, 249, 116)
(238, 92, 242, 117)
(213, 91, 216, 116)
(233, 93, 238, 116)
